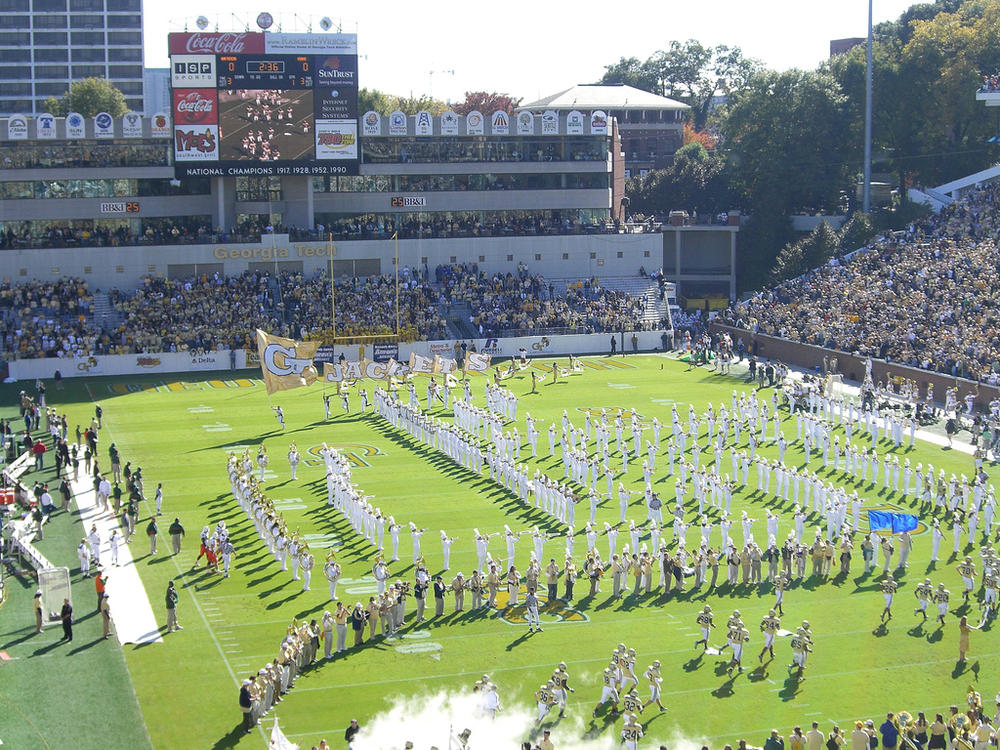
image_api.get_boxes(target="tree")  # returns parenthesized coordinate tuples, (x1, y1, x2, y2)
(800, 220, 840, 269)
(598, 56, 663, 94)
(724, 68, 851, 215)
(625, 141, 730, 217)
(838, 212, 875, 253)
(358, 88, 447, 116)
(452, 91, 521, 116)
(682, 122, 716, 150)
(769, 238, 807, 283)
(42, 77, 127, 117)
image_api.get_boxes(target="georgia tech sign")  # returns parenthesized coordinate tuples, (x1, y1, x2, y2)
(263, 342, 316, 377)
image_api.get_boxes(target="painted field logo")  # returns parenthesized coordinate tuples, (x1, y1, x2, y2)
(863, 502, 929, 536)
(304, 443, 384, 468)
(494, 590, 588, 626)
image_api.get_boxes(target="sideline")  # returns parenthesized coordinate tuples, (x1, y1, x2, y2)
(68, 456, 163, 645)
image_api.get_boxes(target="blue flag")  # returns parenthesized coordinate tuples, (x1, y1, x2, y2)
(867, 511, 919, 533)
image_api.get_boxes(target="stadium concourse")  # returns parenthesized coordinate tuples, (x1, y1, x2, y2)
(719, 184, 1000, 384)
(0, 265, 666, 360)
(0, 213, 639, 251)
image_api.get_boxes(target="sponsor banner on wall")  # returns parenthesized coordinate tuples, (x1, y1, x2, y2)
(541, 110, 558, 135)
(173, 125, 219, 161)
(390, 196, 426, 209)
(566, 110, 585, 135)
(36, 113, 56, 139)
(314, 53, 358, 120)
(388, 110, 407, 136)
(94, 112, 115, 138)
(122, 111, 143, 138)
(490, 110, 509, 135)
(590, 110, 608, 134)
(265, 32, 357, 54)
(516, 110, 534, 135)
(65, 112, 85, 139)
(7, 114, 28, 140)
(373, 342, 399, 362)
(415, 110, 433, 135)
(362, 110, 381, 136)
(440, 110, 459, 135)
(150, 112, 171, 138)
(466, 110, 484, 135)
(315, 120, 358, 160)
(170, 55, 217, 87)
(173, 89, 218, 126)
(168, 32, 265, 55)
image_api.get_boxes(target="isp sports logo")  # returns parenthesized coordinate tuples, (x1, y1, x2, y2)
(95, 113, 112, 130)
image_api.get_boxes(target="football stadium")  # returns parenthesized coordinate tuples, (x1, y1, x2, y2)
(4, 4, 1000, 750)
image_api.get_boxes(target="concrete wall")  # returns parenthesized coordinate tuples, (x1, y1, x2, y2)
(711, 324, 999, 409)
(7, 330, 669, 381)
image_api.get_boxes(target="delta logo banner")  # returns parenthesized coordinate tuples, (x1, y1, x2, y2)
(256, 329, 319, 394)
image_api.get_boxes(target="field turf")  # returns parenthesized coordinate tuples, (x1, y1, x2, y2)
(1, 354, 997, 749)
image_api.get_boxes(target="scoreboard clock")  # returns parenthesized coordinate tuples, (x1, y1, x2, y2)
(218, 55, 313, 89)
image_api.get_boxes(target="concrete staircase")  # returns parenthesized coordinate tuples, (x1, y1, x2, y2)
(91, 292, 124, 331)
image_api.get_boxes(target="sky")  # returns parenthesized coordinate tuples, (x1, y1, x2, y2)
(148, 0, 920, 104)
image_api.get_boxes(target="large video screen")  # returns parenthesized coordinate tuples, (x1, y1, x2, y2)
(168, 32, 359, 177)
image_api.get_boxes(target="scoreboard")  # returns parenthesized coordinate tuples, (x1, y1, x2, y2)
(218, 56, 313, 89)
(168, 32, 359, 177)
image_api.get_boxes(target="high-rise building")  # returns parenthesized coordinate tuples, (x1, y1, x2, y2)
(0, 0, 144, 116)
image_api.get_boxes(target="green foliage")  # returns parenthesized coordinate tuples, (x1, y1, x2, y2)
(42, 77, 128, 117)
(739, 210, 796, 292)
(452, 91, 522, 116)
(725, 68, 851, 216)
(625, 145, 730, 216)
(358, 87, 448, 116)
(801, 220, 841, 268)
(597, 41, 759, 129)
(769, 238, 807, 283)
(838, 212, 876, 253)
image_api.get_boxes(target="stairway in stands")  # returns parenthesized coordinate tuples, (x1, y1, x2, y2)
(552, 275, 668, 327)
(91, 292, 124, 331)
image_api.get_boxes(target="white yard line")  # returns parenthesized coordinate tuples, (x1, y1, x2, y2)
(69, 462, 162, 645)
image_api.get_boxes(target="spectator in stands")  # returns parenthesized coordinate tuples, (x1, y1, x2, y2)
(721, 184, 1000, 384)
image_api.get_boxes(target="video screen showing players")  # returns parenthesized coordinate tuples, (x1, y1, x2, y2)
(217, 89, 315, 162)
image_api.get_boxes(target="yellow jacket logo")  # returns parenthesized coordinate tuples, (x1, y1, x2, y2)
(493, 590, 588, 625)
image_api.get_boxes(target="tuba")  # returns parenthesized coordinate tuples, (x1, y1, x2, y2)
(897, 711, 913, 729)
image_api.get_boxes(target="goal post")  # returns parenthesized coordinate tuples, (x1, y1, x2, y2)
(37, 566, 71, 626)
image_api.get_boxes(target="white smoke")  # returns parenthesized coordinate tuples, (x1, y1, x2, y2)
(350, 688, 708, 750)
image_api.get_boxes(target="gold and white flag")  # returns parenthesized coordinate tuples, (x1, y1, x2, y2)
(255, 329, 319, 395)
(409, 352, 435, 374)
(464, 351, 492, 372)
(434, 355, 458, 374)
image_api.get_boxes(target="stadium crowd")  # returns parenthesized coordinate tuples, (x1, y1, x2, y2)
(437, 263, 662, 336)
(0, 264, 663, 358)
(0, 213, 634, 250)
(721, 184, 1000, 383)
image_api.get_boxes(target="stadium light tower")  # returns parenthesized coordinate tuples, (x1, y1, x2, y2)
(863, 0, 873, 213)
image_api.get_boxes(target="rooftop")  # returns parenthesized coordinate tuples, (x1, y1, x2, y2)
(523, 83, 690, 112)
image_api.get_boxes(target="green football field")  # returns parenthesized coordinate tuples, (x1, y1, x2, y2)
(2, 354, 997, 750)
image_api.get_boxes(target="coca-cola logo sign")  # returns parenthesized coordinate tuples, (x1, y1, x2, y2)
(186, 32, 248, 54)
(168, 31, 265, 55)
(173, 89, 217, 125)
